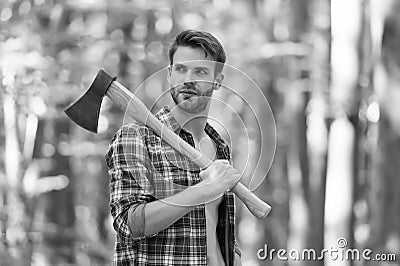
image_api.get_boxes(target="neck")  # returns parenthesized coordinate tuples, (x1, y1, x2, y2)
(170, 105, 208, 140)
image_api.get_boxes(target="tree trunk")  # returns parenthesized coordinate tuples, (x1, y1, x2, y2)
(40, 114, 76, 265)
(2, 88, 26, 265)
(325, 1, 362, 266)
(368, 1, 400, 262)
(306, 1, 331, 265)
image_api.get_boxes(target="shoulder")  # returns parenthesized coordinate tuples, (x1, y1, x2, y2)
(105, 123, 152, 162)
(111, 123, 151, 143)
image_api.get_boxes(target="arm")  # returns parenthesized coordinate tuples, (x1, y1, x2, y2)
(107, 124, 241, 241)
(141, 159, 242, 236)
(141, 183, 209, 236)
(106, 124, 154, 243)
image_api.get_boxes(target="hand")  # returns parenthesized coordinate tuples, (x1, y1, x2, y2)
(198, 160, 241, 200)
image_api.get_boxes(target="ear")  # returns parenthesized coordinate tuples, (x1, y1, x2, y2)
(167, 65, 172, 83)
(213, 73, 224, 90)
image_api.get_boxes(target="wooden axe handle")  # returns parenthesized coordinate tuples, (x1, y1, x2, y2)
(108, 81, 271, 219)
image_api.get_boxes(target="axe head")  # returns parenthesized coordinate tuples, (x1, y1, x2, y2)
(64, 70, 116, 133)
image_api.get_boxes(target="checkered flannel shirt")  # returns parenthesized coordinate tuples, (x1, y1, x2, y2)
(105, 107, 238, 265)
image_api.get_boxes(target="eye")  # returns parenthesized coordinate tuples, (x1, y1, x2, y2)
(174, 65, 186, 73)
(195, 69, 209, 76)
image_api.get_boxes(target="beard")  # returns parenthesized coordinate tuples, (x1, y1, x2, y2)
(170, 82, 214, 114)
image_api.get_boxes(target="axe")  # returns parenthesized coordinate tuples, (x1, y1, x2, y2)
(65, 70, 271, 218)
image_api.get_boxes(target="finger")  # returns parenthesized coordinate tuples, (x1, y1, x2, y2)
(218, 161, 232, 172)
(199, 170, 205, 179)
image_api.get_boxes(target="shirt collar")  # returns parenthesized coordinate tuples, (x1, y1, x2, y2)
(155, 106, 181, 132)
(155, 106, 228, 149)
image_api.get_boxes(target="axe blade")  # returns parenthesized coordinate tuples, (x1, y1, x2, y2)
(64, 70, 116, 133)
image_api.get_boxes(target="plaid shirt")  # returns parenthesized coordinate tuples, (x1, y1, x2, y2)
(106, 107, 238, 265)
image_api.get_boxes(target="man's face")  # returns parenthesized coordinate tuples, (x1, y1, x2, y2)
(169, 46, 222, 114)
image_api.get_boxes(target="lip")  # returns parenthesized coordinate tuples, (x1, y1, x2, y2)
(180, 90, 198, 96)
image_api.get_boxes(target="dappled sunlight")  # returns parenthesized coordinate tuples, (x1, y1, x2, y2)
(1, 0, 399, 265)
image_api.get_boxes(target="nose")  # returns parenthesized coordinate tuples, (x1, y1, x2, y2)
(183, 80, 195, 88)
(183, 69, 195, 85)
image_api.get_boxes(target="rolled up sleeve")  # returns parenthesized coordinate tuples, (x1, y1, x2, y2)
(105, 124, 155, 245)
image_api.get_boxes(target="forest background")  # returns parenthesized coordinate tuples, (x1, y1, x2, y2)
(1, 0, 400, 265)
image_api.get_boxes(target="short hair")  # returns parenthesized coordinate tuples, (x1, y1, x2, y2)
(168, 29, 226, 74)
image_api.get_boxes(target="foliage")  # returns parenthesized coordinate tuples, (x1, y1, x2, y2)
(1, 0, 399, 265)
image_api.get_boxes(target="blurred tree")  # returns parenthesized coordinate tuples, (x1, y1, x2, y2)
(3, 0, 398, 265)
(305, 0, 331, 265)
(324, 2, 362, 266)
(350, 0, 374, 259)
(281, 0, 313, 263)
(0, 0, 52, 264)
(32, 3, 78, 264)
(37, 113, 76, 264)
(368, 1, 400, 263)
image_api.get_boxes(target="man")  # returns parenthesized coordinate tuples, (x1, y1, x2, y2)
(106, 30, 242, 265)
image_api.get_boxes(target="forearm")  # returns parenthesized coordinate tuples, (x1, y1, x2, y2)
(129, 184, 209, 237)
(127, 159, 240, 239)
